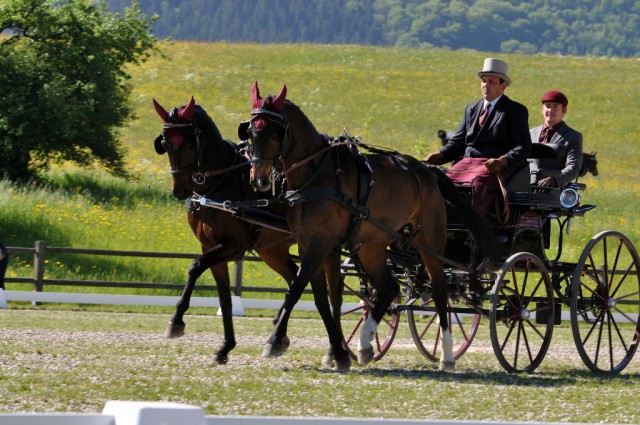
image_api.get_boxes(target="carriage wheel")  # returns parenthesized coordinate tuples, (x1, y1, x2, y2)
(489, 252, 554, 373)
(569, 230, 640, 374)
(406, 298, 481, 362)
(340, 285, 400, 362)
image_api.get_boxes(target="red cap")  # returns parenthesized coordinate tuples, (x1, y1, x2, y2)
(541, 90, 568, 107)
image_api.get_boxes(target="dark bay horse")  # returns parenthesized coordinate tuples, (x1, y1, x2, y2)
(153, 97, 342, 365)
(239, 82, 498, 371)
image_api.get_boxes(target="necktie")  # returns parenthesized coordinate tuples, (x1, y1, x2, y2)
(478, 103, 490, 127)
(539, 126, 555, 143)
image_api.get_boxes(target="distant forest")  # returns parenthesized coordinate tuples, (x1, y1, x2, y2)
(106, 0, 640, 57)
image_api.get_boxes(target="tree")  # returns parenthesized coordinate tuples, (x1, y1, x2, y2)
(0, 0, 156, 181)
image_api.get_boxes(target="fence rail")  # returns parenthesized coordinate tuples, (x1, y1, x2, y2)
(4, 240, 299, 297)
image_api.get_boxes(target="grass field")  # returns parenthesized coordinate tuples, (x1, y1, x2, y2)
(1, 44, 640, 420)
(1, 309, 640, 421)
(1, 42, 638, 294)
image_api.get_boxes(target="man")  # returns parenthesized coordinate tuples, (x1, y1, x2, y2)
(425, 58, 530, 219)
(529, 90, 583, 187)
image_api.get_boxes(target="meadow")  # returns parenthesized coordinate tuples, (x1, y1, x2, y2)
(1, 42, 640, 420)
(1, 309, 640, 421)
(1, 42, 638, 296)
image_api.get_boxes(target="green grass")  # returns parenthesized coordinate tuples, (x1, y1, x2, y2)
(1, 309, 640, 421)
(1, 42, 639, 300)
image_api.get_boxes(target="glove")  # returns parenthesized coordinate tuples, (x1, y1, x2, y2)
(425, 152, 445, 165)
(538, 177, 556, 187)
(484, 156, 508, 175)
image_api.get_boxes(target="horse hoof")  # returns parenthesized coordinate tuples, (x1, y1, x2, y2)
(213, 354, 229, 365)
(334, 355, 351, 372)
(322, 354, 335, 368)
(439, 361, 456, 371)
(165, 322, 185, 339)
(282, 335, 291, 350)
(357, 347, 374, 365)
(262, 342, 287, 358)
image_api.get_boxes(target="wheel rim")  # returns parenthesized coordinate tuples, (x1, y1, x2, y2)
(570, 230, 640, 374)
(490, 252, 554, 373)
(407, 297, 481, 362)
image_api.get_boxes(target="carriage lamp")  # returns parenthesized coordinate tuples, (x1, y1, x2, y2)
(559, 187, 580, 208)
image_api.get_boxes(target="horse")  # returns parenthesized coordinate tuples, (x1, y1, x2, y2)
(152, 97, 343, 365)
(238, 82, 499, 371)
(581, 152, 598, 177)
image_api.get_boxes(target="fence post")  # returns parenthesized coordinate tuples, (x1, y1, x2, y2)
(33, 241, 46, 305)
(232, 260, 243, 296)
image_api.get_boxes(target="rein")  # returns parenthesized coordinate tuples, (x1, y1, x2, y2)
(282, 138, 361, 175)
(192, 155, 250, 185)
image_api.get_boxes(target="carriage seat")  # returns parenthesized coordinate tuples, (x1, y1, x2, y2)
(506, 143, 567, 193)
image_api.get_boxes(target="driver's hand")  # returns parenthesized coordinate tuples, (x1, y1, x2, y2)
(484, 156, 508, 174)
(425, 152, 445, 165)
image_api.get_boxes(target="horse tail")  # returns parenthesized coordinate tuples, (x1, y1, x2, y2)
(425, 164, 501, 264)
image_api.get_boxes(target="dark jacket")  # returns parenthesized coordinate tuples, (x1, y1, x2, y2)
(529, 122, 583, 187)
(440, 95, 531, 169)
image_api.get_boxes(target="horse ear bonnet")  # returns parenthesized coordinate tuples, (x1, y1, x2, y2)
(238, 121, 250, 141)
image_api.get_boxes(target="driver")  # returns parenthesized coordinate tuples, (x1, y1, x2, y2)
(529, 90, 583, 188)
(425, 58, 531, 219)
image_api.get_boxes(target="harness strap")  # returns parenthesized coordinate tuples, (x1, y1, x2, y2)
(284, 185, 471, 271)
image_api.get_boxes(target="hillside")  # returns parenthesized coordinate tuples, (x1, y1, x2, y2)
(106, 0, 640, 57)
(1, 42, 639, 286)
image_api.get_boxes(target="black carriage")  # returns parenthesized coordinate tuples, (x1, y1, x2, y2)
(335, 143, 640, 374)
(181, 87, 638, 374)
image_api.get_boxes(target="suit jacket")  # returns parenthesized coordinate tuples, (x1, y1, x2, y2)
(529, 122, 583, 187)
(440, 95, 531, 169)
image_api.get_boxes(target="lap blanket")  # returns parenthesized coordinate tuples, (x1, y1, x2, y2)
(446, 157, 514, 222)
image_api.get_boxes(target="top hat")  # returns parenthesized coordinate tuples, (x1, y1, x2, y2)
(477, 58, 511, 86)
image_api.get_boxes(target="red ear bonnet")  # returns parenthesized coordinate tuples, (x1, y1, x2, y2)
(153, 97, 196, 149)
(250, 82, 287, 131)
(181, 96, 196, 121)
(153, 99, 169, 122)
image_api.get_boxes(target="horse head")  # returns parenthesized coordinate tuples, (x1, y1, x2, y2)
(153, 97, 204, 199)
(584, 151, 598, 177)
(238, 81, 288, 192)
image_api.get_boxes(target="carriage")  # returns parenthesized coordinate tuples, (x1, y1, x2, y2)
(335, 144, 640, 374)
(154, 89, 639, 374)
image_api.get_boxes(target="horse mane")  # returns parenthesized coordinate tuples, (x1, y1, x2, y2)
(193, 104, 225, 144)
(282, 100, 322, 140)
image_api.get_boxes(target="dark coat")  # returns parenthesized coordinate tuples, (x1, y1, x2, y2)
(440, 94, 531, 169)
(529, 122, 583, 187)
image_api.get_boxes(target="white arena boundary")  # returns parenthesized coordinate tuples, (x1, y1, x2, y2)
(0, 289, 362, 316)
(0, 401, 613, 425)
(1, 289, 625, 322)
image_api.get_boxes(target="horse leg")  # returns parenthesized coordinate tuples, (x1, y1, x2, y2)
(426, 259, 454, 371)
(321, 251, 345, 367)
(166, 244, 239, 365)
(255, 242, 299, 352)
(355, 245, 399, 365)
(263, 246, 328, 359)
(166, 253, 218, 338)
(309, 266, 351, 371)
(212, 262, 237, 365)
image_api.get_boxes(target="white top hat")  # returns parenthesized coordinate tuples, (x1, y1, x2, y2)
(477, 58, 511, 86)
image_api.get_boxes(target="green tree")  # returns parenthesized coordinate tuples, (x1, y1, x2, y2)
(0, 0, 156, 180)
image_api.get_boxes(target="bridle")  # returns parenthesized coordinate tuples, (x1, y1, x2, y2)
(158, 119, 203, 177)
(245, 106, 292, 189)
(158, 113, 249, 185)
